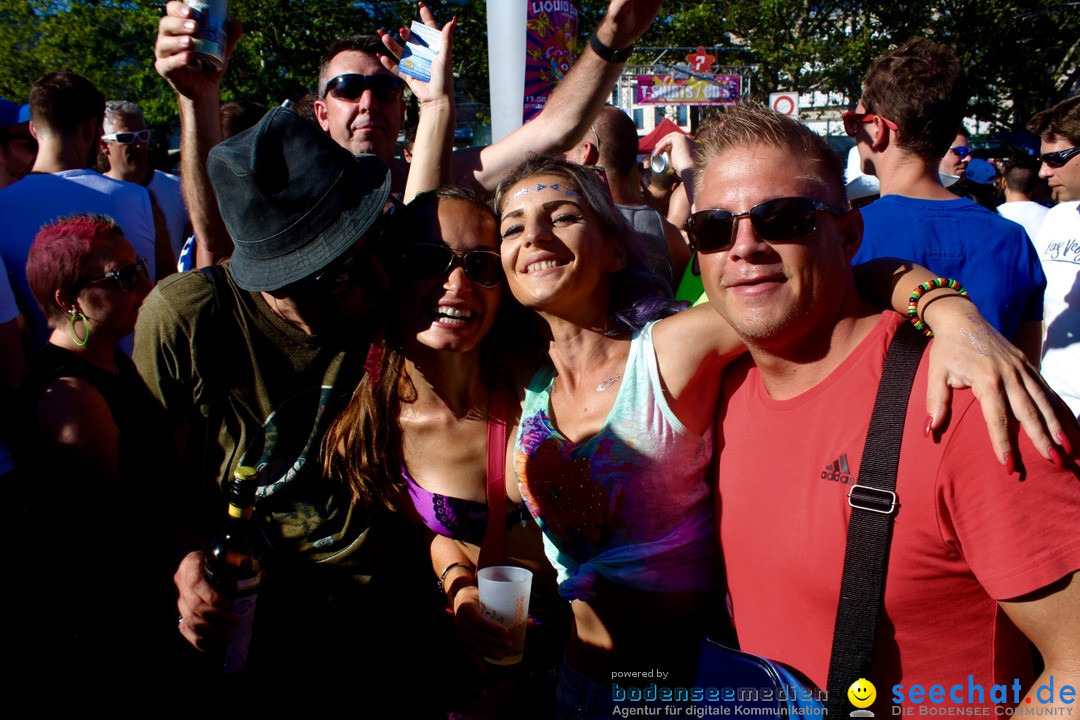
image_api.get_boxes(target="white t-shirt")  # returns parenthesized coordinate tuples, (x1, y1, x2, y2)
(997, 200, 1049, 247)
(1034, 201, 1080, 421)
(147, 169, 190, 260)
(0, 169, 156, 351)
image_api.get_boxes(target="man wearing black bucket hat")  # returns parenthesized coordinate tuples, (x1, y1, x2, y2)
(125, 107, 446, 709)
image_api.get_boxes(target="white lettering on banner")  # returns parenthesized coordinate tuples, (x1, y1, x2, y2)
(531, 1, 577, 15)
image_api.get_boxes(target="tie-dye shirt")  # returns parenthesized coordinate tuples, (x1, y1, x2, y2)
(514, 321, 719, 601)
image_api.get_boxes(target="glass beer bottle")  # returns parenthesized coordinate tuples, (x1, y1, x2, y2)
(203, 465, 262, 673)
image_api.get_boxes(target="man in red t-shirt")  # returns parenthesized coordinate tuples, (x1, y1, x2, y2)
(688, 104, 1080, 713)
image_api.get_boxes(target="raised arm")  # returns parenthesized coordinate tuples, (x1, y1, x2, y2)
(378, 4, 456, 202)
(457, 0, 662, 191)
(854, 257, 1069, 469)
(653, 130, 696, 213)
(653, 131, 697, 279)
(154, 1, 242, 266)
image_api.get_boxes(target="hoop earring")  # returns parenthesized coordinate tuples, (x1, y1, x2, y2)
(69, 309, 89, 347)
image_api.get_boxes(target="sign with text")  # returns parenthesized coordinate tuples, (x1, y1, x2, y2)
(635, 74, 742, 105)
(523, 1, 580, 122)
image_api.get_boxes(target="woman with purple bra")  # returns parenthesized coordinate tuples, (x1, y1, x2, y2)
(323, 187, 568, 716)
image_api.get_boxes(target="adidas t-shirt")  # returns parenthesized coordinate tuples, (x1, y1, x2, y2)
(715, 311, 1080, 707)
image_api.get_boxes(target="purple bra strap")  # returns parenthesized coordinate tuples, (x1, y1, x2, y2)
(478, 381, 509, 570)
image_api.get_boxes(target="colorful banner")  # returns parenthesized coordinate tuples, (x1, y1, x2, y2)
(635, 75, 743, 105)
(523, 1, 580, 122)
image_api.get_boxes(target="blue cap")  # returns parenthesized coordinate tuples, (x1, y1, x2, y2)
(964, 158, 997, 186)
(0, 96, 30, 127)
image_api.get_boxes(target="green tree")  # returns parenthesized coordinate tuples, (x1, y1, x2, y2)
(1, 0, 1075, 143)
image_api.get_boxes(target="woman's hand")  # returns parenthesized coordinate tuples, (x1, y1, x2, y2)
(923, 296, 1070, 472)
(376, 3, 455, 107)
(452, 585, 513, 664)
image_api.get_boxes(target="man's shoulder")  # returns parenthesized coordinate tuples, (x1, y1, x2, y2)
(140, 268, 215, 326)
(59, 169, 145, 196)
(149, 169, 182, 192)
(1043, 201, 1080, 226)
(865, 194, 1026, 238)
(998, 200, 1049, 217)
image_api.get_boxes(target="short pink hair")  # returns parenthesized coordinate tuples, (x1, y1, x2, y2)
(27, 214, 124, 322)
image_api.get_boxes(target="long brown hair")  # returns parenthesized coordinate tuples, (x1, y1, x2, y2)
(322, 324, 413, 510)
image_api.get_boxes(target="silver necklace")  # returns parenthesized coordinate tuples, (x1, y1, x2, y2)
(552, 373, 622, 394)
(595, 375, 621, 392)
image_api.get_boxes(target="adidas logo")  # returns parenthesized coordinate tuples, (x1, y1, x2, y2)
(821, 453, 858, 484)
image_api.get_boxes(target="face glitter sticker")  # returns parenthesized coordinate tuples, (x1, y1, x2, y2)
(505, 182, 580, 207)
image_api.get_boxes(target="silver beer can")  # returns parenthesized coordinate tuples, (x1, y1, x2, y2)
(649, 152, 670, 174)
(184, 0, 229, 72)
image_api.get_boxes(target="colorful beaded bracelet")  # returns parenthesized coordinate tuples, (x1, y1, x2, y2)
(907, 278, 968, 337)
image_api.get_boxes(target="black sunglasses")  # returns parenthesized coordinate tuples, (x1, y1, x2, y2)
(74, 257, 149, 292)
(1040, 146, 1080, 169)
(684, 197, 848, 254)
(402, 243, 503, 288)
(322, 73, 405, 102)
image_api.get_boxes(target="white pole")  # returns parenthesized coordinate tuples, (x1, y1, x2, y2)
(486, 0, 527, 143)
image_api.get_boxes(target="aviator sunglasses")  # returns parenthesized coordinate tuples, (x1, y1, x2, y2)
(74, 257, 150, 292)
(684, 197, 848, 254)
(102, 130, 151, 144)
(403, 243, 503, 288)
(322, 73, 405, 102)
(1040, 146, 1080, 169)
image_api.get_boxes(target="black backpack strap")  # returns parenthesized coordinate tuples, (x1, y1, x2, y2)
(824, 322, 929, 716)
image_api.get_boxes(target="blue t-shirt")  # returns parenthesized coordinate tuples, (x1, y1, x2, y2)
(853, 194, 1046, 339)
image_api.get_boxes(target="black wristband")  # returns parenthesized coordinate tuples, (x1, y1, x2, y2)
(589, 33, 634, 63)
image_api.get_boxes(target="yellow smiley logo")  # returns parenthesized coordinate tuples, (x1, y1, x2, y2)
(848, 678, 877, 708)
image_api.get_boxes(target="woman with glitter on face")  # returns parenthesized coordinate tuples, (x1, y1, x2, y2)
(494, 154, 1068, 719)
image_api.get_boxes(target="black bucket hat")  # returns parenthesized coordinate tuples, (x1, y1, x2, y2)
(207, 106, 391, 292)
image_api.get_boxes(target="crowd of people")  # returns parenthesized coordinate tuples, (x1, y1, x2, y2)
(1, 0, 1078, 716)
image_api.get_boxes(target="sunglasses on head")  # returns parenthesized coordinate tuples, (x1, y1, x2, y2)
(840, 110, 899, 137)
(102, 130, 151, 144)
(684, 197, 848, 254)
(1040, 146, 1080, 169)
(322, 73, 405, 102)
(949, 146, 972, 159)
(75, 257, 150, 292)
(403, 243, 503, 288)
